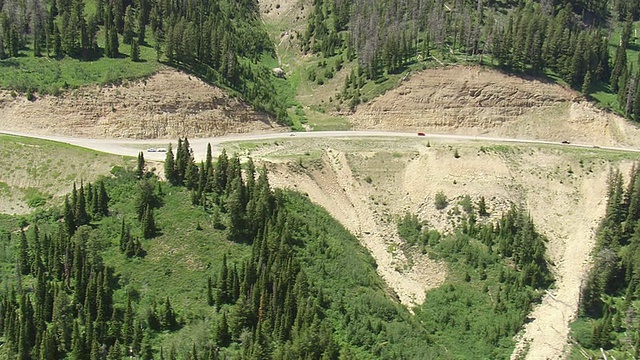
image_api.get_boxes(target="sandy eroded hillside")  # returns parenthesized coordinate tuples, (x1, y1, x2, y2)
(244, 137, 639, 360)
(0, 69, 281, 139)
(350, 66, 640, 148)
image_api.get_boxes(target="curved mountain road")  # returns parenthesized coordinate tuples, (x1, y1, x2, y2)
(1, 129, 637, 162)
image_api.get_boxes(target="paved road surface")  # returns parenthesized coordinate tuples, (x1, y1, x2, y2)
(1, 130, 637, 161)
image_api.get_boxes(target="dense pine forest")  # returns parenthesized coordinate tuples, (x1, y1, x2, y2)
(0, 139, 555, 359)
(572, 164, 640, 358)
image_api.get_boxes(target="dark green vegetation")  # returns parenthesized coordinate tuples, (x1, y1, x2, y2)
(398, 203, 554, 358)
(0, 0, 290, 124)
(0, 138, 556, 359)
(572, 164, 640, 358)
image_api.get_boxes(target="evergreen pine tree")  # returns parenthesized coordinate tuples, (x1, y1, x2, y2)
(136, 151, 145, 179)
(634, 77, 640, 122)
(137, 5, 146, 44)
(123, 5, 135, 44)
(63, 195, 76, 236)
(164, 143, 177, 185)
(132, 320, 142, 355)
(582, 70, 592, 95)
(161, 297, 177, 330)
(18, 230, 30, 275)
(107, 340, 123, 360)
(90, 336, 101, 360)
(98, 180, 109, 217)
(76, 182, 90, 227)
(86, 182, 94, 217)
(109, 25, 120, 58)
(205, 143, 213, 177)
(52, 24, 63, 58)
(207, 275, 214, 306)
(70, 320, 86, 360)
(185, 160, 199, 190)
(141, 330, 154, 360)
(131, 38, 140, 61)
(478, 196, 488, 216)
(122, 296, 134, 345)
(142, 205, 156, 239)
(216, 312, 231, 347)
(40, 326, 58, 360)
(217, 254, 229, 305)
(214, 149, 229, 196)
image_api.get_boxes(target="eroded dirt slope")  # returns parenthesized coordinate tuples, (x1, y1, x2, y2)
(0, 69, 281, 139)
(253, 137, 636, 359)
(351, 66, 640, 148)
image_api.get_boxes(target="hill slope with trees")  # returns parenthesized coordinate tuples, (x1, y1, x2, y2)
(0, 0, 291, 125)
(4, 0, 640, 135)
(0, 138, 562, 359)
(572, 164, 640, 358)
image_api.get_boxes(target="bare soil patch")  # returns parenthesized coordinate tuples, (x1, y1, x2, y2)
(0, 68, 281, 139)
(350, 66, 640, 148)
(254, 137, 638, 359)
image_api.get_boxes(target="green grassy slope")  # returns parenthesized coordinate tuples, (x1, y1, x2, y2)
(0, 31, 161, 95)
(0, 134, 134, 212)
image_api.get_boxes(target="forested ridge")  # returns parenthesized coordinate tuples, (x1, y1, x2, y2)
(5, 0, 640, 122)
(303, 0, 640, 118)
(0, 138, 557, 359)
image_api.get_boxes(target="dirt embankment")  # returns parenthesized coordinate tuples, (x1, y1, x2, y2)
(258, 138, 631, 359)
(267, 146, 448, 308)
(0, 69, 281, 139)
(350, 66, 640, 148)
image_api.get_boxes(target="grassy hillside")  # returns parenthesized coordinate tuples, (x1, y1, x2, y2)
(0, 134, 134, 213)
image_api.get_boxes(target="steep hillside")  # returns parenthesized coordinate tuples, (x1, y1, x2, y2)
(0, 69, 282, 139)
(350, 66, 640, 148)
(0, 134, 135, 214)
(247, 136, 640, 359)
